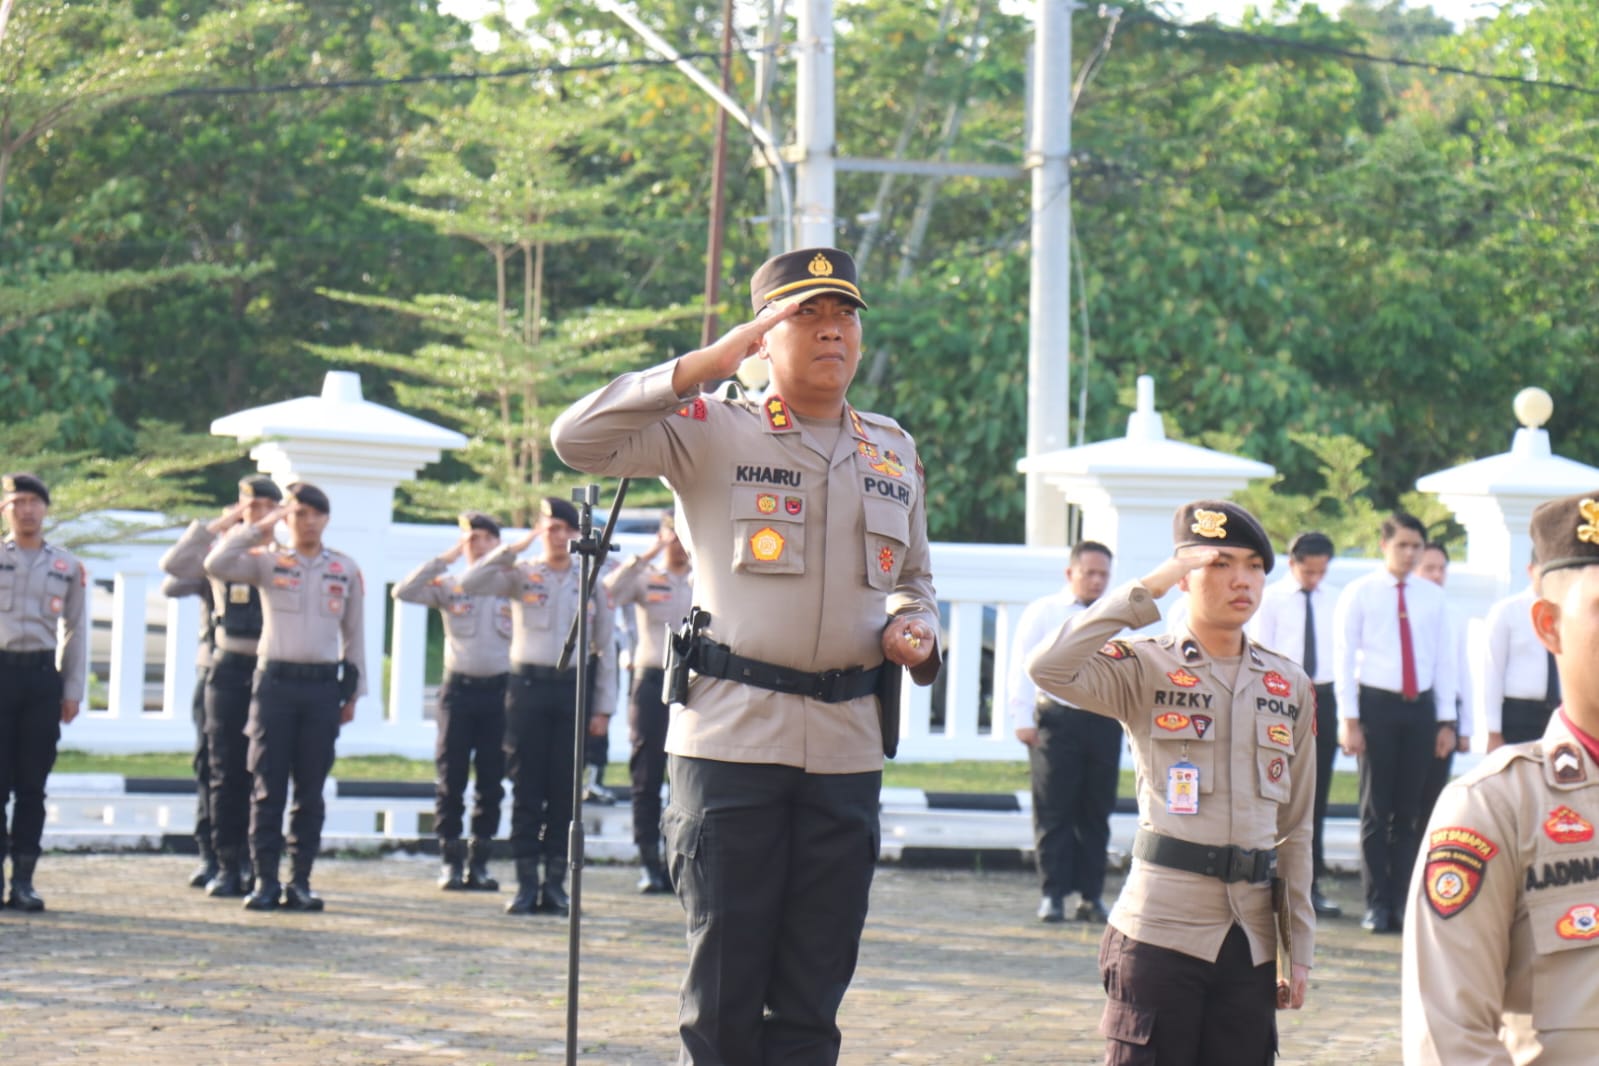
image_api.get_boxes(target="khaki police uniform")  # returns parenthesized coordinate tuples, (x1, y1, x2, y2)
(0, 536, 88, 891)
(393, 556, 512, 862)
(551, 352, 941, 1062)
(205, 524, 366, 900)
(604, 551, 693, 879)
(1028, 581, 1316, 1064)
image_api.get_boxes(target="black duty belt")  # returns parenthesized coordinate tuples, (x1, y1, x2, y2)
(261, 661, 340, 683)
(447, 671, 509, 689)
(213, 651, 259, 671)
(1133, 829, 1277, 886)
(0, 648, 54, 670)
(515, 663, 576, 682)
(692, 637, 879, 704)
(1035, 694, 1085, 715)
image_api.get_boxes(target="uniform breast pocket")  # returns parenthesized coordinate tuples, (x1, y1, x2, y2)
(862, 498, 909, 592)
(1255, 716, 1296, 804)
(448, 598, 479, 637)
(1527, 895, 1599, 1032)
(730, 490, 805, 576)
(1151, 735, 1216, 795)
(518, 586, 554, 629)
(494, 601, 513, 640)
(267, 579, 303, 614)
(318, 578, 348, 618)
(0, 568, 15, 612)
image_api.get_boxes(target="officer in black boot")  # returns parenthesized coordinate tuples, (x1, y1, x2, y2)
(206, 482, 367, 912)
(1, 474, 89, 912)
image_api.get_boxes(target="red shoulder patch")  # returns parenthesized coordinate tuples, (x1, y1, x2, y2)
(675, 397, 708, 421)
(1423, 826, 1498, 919)
(1098, 639, 1134, 661)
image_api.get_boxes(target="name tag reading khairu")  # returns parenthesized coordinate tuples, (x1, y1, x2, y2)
(1167, 760, 1200, 815)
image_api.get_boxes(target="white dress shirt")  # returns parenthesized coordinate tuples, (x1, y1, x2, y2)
(1249, 577, 1334, 685)
(1006, 589, 1092, 732)
(1479, 587, 1554, 733)
(1333, 568, 1455, 722)
(1445, 609, 1472, 738)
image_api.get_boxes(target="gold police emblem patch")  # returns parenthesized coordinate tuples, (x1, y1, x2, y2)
(750, 526, 785, 562)
(1579, 498, 1599, 545)
(1191, 509, 1228, 539)
(808, 253, 834, 277)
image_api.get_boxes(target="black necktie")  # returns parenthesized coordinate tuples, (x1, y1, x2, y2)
(1547, 650, 1562, 708)
(1302, 588, 1317, 680)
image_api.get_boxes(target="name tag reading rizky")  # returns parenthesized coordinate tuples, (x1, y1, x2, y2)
(1167, 760, 1200, 815)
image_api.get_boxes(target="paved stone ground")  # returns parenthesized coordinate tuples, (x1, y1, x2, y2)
(0, 856, 1401, 1065)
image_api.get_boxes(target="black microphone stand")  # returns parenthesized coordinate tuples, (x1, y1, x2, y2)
(556, 479, 628, 1066)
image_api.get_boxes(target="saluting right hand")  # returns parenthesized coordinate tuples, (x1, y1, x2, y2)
(440, 537, 467, 564)
(669, 303, 800, 394)
(254, 505, 288, 537)
(207, 500, 251, 534)
(1138, 548, 1219, 600)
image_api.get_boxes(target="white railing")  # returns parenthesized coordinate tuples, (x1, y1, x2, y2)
(67, 523, 1509, 765)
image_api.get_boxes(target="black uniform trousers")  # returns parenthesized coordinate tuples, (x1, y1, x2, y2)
(1502, 697, 1557, 745)
(665, 755, 881, 1066)
(1029, 702, 1122, 904)
(205, 652, 256, 858)
(0, 652, 62, 864)
(246, 670, 342, 880)
(189, 664, 213, 856)
(504, 668, 577, 868)
(630, 666, 669, 856)
(1099, 924, 1276, 1066)
(434, 671, 507, 842)
(1311, 683, 1338, 879)
(1356, 686, 1436, 912)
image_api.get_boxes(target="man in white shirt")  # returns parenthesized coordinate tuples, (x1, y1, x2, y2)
(1480, 558, 1561, 749)
(1415, 542, 1472, 825)
(1006, 541, 1121, 923)
(1335, 513, 1457, 934)
(1249, 531, 1341, 918)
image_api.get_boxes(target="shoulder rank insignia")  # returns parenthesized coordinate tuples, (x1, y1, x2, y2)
(1190, 509, 1228, 539)
(1247, 643, 1265, 667)
(1579, 498, 1599, 544)
(1098, 639, 1134, 661)
(676, 397, 708, 421)
(1180, 639, 1202, 663)
(764, 395, 792, 431)
(1552, 743, 1587, 784)
(846, 405, 868, 440)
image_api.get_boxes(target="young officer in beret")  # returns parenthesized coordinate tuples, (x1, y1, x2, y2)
(552, 247, 941, 1066)
(1403, 490, 1599, 1063)
(1028, 500, 1316, 1066)
(459, 496, 616, 917)
(160, 475, 283, 896)
(205, 482, 366, 911)
(392, 511, 512, 892)
(0, 474, 89, 911)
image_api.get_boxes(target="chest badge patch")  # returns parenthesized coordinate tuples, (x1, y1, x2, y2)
(1423, 826, 1499, 920)
(756, 493, 778, 514)
(676, 397, 708, 420)
(1267, 756, 1286, 783)
(1166, 669, 1201, 689)
(1546, 806, 1595, 845)
(1191, 714, 1213, 738)
(1154, 712, 1190, 732)
(1556, 904, 1599, 940)
(877, 546, 895, 573)
(1266, 723, 1292, 748)
(1263, 671, 1292, 698)
(52, 557, 70, 573)
(229, 584, 251, 604)
(750, 526, 786, 562)
(785, 496, 802, 516)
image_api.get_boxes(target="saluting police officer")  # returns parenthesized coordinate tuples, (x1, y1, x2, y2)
(0, 474, 88, 912)
(459, 497, 616, 917)
(160, 538, 221, 889)
(1028, 501, 1316, 1065)
(1403, 490, 1599, 1062)
(552, 247, 941, 1066)
(602, 509, 693, 893)
(160, 475, 282, 897)
(205, 482, 366, 912)
(392, 511, 511, 892)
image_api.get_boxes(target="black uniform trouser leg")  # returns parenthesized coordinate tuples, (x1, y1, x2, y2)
(1502, 698, 1555, 745)
(247, 674, 341, 879)
(504, 673, 576, 866)
(1099, 925, 1276, 1066)
(205, 658, 255, 857)
(1031, 707, 1122, 903)
(1311, 684, 1338, 878)
(666, 755, 880, 1066)
(1420, 748, 1454, 828)
(1356, 689, 1435, 911)
(434, 675, 507, 842)
(629, 668, 669, 854)
(190, 668, 213, 855)
(0, 663, 62, 864)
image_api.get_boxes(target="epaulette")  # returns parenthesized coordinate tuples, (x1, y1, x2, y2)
(1454, 742, 1538, 790)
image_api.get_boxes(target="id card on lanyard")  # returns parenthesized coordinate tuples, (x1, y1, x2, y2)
(1167, 759, 1200, 815)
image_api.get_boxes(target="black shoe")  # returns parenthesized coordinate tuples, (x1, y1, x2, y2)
(540, 876, 571, 917)
(1360, 906, 1393, 934)
(438, 839, 466, 891)
(283, 881, 325, 912)
(1037, 896, 1066, 923)
(189, 857, 219, 889)
(1074, 898, 1110, 924)
(7, 855, 45, 912)
(1311, 886, 1342, 919)
(505, 858, 539, 915)
(243, 881, 282, 911)
(465, 839, 499, 892)
(205, 865, 246, 898)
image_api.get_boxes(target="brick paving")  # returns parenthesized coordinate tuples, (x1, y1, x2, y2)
(0, 855, 1401, 1064)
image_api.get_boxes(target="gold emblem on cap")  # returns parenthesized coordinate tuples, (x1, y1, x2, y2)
(1578, 498, 1599, 545)
(1191, 508, 1228, 539)
(458, 515, 473, 532)
(539, 500, 553, 517)
(1, 477, 13, 493)
(807, 253, 834, 278)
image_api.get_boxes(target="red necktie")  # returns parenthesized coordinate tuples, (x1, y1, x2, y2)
(1397, 580, 1418, 700)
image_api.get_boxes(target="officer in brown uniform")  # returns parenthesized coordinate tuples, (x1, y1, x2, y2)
(459, 496, 616, 917)
(0, 474, 88, 912)
(160, 475, 283, 897)
(1027, 501, 1316, 1066)
(392, 511, 512, 892)
(603, 509, 694, 893)
(205, 482, 366, 912)
(1403, 489, 1599, 1063)
(552, 247, 941, 1066)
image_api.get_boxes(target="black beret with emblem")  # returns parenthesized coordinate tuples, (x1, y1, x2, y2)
(458, 510, 501, 537)
(1171, 499, 1275, 573)
(286, 482, 330, 515)
(239, 476, 283, 502)
(1531, 490, 1599, 578)
(1, 472, 50, 506)
(540, 496, 580, 530)
(749, 246, 868, 313)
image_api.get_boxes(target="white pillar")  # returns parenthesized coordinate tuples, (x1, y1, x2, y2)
(162, 595, 201, 719)
(109, 572, 150, 719)
(794, 0, 837, 247)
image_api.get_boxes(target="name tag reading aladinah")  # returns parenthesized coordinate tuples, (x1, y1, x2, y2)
(1167, 760, 1200, 815)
